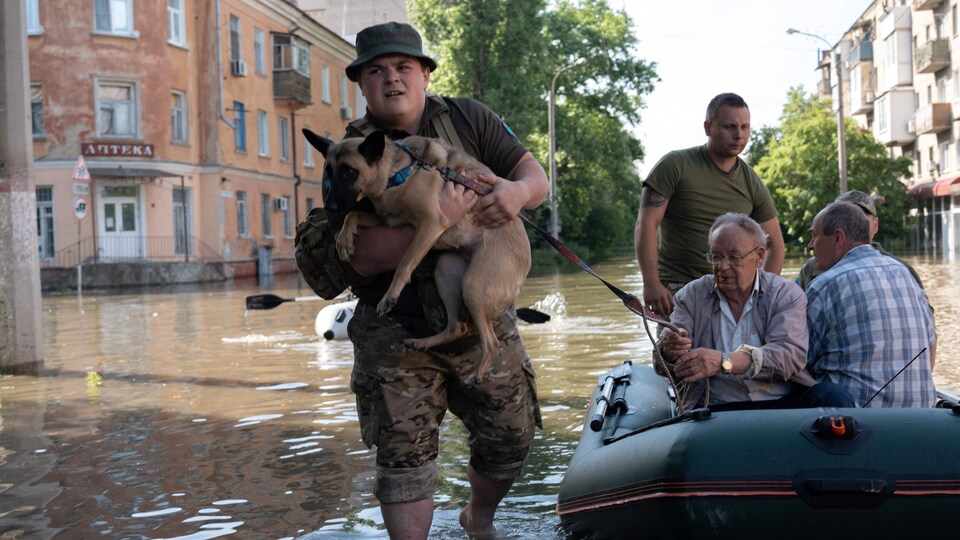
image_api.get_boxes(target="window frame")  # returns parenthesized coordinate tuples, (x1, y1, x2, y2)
(26, 0, 43, 35)
(237, 191, 249, 237)
(171, 90, 187, 143)
(31, 82, 44, 138)
(257, 109, 270, 157)
(282, 196, 293, 238)
(167, 0, 186, 46)
(36, 186, 55, 259)
(261, 193, 273, 238)
(95, 78, 140, 139)
(321, 65, 331, 103)
(303, 131, 315, 168)
(233, 101, 246, 151)
(229, 14, 241, 62)
(94, 0, 137, 37)
(278, 116, 290, 161)
(254, 28, 266, 75)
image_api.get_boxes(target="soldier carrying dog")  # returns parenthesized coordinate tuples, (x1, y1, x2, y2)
(295, 21, 549, 539)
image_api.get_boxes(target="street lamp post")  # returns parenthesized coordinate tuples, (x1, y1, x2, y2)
(548, 57, 587, 238)
(787, 28, 848, 193)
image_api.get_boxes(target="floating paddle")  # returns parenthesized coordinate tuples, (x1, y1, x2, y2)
(245, 294, 328, 310)
(246, 292, 551, 323)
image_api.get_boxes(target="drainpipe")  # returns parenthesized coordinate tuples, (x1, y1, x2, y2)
(292, 111, 300, 222)
(215, 0, 234, 129)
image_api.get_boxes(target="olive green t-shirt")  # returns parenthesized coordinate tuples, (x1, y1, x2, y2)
(644, 145, 777, 284)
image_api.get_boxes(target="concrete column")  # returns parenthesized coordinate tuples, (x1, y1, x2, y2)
(0, 1, 44, 373)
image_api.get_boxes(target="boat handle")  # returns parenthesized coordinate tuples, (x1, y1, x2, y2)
(803, 478, 887, 494)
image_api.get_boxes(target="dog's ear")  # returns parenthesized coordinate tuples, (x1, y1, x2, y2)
(358, 131, 386, 165)
(302, 128, 332, 157)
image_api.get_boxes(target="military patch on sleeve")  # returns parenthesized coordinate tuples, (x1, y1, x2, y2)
(500, 118, 520, 142)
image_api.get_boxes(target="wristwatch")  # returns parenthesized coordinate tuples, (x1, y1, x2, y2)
(720, 351, 733, 374)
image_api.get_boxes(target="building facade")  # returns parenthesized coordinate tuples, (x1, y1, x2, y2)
(824, 0, 960, 259)
(29, 0, 360, 280)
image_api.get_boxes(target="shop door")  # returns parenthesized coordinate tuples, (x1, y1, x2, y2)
(98, 185, 141, 260)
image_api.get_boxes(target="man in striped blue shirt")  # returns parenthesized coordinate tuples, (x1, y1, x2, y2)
(806, 202, 937, 407)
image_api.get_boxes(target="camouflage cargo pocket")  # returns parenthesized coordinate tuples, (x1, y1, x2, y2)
(294, 207, 349, 300)
(350, 367, 381, 449)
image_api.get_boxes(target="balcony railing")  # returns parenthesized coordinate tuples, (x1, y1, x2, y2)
(273, 69, 312, 106)
(914, 0, 944, 10)
(39, 236, 223, 269)
(846, 42, 873, 67)
(916, 39, 950, 74)
(911, 103, 953, 135)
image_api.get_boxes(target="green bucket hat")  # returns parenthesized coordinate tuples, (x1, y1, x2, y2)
(346, 22, 438, 82)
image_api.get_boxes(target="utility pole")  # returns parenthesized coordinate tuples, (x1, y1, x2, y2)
(0, 1, 44, 372)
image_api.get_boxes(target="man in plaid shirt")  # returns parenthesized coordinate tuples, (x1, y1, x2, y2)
(806, 202, 937, 407)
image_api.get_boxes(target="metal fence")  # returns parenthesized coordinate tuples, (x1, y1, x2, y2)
(39, 236, 223, 268)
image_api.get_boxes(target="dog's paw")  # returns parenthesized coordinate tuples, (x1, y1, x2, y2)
(402, 338, 426, 351)
(335, 236, 355, 261)
(377, 297, 396, 317)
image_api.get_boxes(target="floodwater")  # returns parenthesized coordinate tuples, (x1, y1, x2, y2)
(1, 255, 958, 539)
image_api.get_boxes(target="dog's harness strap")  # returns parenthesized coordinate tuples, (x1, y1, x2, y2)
(390, 142, 493, 196)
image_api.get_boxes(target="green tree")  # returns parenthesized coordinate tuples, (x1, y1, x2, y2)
(408, 0, 658, 257)
(755, 87, 913, 251)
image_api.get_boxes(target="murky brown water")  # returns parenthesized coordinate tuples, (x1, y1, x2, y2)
(1, 255, 958, 539)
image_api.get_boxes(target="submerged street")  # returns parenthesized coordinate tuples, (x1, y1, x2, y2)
(1, 255, 958, 539)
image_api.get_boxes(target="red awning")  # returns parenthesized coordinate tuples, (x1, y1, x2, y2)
(908, 176, 960, 199)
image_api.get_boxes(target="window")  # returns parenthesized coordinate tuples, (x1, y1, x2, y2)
(26, 0, 42, 34)
(31, 83, 44, 137)
(303, 132, 315, 167)
(940, 141, 950, 173)
(322, 65, 331, 103)
(306, 197, 315, 212)
(233, 101, 246, 151)
(257, 110, 269, 157)
(254, 29, 265, 74)
(237, 191, 249, 237)
(279, 116, 290, 160)
(339, 75, 351, 117)
(885, 35, 895, 68)
(282, 197, 293, 238)
(273, 34, 310, 75)
(167, 0, 185, 46)
(96, 80, 138, 137)
(229, 14, 241, 61)
(36, 186, 54, 259)
(94, 0, 134, 35)
(261, 193, 272, 237)
(171, 91, 187, 142)
(876, 95, 888, 134)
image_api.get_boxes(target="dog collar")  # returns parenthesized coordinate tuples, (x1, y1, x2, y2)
(387, 144, 417, 189)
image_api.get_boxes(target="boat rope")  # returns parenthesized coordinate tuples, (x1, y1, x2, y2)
(862, 348, 926, 407)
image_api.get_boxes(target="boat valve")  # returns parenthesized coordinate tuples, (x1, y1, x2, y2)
(811, 415, 860, 441)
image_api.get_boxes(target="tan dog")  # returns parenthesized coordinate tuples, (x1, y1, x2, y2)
(303, 129, 531, 382)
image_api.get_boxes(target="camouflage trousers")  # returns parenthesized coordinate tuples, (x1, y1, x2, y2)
(348, 302, 542, 504)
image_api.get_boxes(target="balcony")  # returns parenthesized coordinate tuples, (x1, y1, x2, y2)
(914, 0, 944, 10)
(273, 69, 312, 106)
(916, 39, 950, 74)
(852, 91, 875, 115)
(911, 103, 953, 135)
(817, 78, 831, 98)
(846, 42, 873, 68)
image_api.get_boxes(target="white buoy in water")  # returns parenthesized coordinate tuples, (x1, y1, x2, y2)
(315, 299, 357, 340)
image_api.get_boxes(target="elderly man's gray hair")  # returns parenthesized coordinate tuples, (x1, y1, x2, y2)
(709, 212, 768, 248)
(819, 201, 870, 244)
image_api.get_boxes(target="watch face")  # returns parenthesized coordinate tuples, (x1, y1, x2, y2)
(722, 359, 733, 374)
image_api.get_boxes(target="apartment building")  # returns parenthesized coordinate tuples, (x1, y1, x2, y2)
(823, 0, 960, 258)
(29, 0, 360, 280)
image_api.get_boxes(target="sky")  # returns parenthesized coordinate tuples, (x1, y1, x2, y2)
(622, 0, 873, 176)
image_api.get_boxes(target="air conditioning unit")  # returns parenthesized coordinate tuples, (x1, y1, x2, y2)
(274, 197, 289, 211)
(340, 106, 352, 120)
(864, 91, 875, 104)
(908, 119, 917, 134)
(231, 59, 248, 77)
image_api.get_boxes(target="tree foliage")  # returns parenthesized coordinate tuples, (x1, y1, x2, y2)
(754, 88, 913, 251)
(408, 0, 658, 257)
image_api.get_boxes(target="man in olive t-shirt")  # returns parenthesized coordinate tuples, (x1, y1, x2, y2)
(634, 93, 784, 317)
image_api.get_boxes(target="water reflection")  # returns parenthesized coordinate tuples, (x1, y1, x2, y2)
(1, 255, 957, 538)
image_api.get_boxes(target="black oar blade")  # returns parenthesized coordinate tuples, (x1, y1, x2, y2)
(245, 294, 287, 310)
(517, 307, 550, 324)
